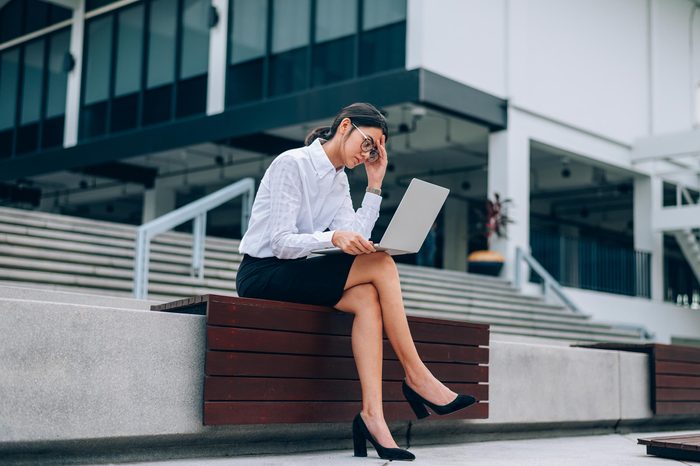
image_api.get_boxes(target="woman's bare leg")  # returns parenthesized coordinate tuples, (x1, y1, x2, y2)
(334, 283, 399, 449)
(343, 253, 458, 405)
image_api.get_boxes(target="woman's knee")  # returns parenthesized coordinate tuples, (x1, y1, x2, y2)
(337, 283, 381, 317)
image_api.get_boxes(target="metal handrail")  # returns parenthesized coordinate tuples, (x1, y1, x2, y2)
(133, 178, 255, 299)
(514, 246, 654, 340)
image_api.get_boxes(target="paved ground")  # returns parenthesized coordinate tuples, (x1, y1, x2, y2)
(105, 430, 700, 466)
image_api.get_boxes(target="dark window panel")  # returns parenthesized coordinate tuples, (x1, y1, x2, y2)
(46, 29, 70, 119)
(86, 0, 120, 11)
(42, 115, 65, 149)
(110, 93, 139, 132)
(312, 36, 354, 86)
(20, 40, 45, 126)
(176, 74, 207, 118)
(49, 5, 73, 23)
(83, 16, 113, 105)
(359, 22, 406, 76)
(147, 0, 177, 90)
(15, 122, 39, 154)
(142, 84, 173, 125)
(114, 5, 144, 98)
(24, 0, 50, 35)
(269, 48, 308, 96)
(0, 0, 24, 43)
(180, 0, 209, 80)
(0, 129, 13, 158)
(226, 59, 264, 105)
(80, 101, 108, 138)
(0, 49, 20, 133)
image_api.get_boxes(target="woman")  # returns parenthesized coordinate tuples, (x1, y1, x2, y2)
(237, 103, 476, 461)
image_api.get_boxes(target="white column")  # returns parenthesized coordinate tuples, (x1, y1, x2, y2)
(634, 175, 664, 301)
(63, 0, 84, 147)
(442, 197, 468, 271)
(206, 0, 229, 115)
(487, 122, 530, 282)
(142, 180, 176, 223)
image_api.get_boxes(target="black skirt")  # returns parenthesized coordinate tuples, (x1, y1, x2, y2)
(235, 253, 357, 307)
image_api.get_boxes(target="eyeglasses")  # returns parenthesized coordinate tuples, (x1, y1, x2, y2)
(352, 123, 380, 163)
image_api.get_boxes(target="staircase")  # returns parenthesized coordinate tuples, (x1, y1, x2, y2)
(0, 206, 648, 344)
(672, 229, 700, 283)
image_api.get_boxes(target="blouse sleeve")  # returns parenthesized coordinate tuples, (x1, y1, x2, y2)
(267, 157, 335, 259)
(328, 188, 382, 240)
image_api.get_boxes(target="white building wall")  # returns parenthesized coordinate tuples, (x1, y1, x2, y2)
(407, 0, 699, 143)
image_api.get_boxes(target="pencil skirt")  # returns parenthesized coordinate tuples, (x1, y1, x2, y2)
(235, 253, 357, 307)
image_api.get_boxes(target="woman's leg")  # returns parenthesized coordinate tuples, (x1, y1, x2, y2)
(343, 253, 458, 406)
(334, 283, 399, 449)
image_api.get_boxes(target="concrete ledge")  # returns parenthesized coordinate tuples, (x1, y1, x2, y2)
(0, 300, 694, 464)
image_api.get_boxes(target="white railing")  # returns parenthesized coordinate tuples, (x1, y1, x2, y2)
(132, 178, 255, 299)
(514, 246, 654, 340)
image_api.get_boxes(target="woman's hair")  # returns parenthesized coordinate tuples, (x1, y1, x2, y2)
(304, 102, 389, 146)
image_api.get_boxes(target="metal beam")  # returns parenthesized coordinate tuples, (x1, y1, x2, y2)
(70, 162, 158, 189)
(632, 128, 700, 162)
(653, 205, 700, 231)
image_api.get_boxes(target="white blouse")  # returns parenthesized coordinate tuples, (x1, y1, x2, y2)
(239, 138, 382, 259)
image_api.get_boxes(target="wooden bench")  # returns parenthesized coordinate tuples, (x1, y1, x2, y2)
(638, 434, 700, 461)
(575, 342, 700, 415)
(152, 294, 490, 425)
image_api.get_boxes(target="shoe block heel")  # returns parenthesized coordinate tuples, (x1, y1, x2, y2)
(405, 393, 430, 419)
(352, 416, 368, 457)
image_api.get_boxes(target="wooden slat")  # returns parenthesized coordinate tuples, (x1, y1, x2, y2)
(655, 345, 700, 364)
(206, 352, 488, 383)
(656, 388, 700, 402)
(207, 327, 486, 362)
(206, 301, 489, 345)
(656, 374, 700, 389)
(656, 361, 700, 376)
(656, 401, 700, 415)
(204, 377, 489, 402)
(204, 400, 489, 425)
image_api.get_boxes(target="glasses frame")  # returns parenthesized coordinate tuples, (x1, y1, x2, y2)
(352, 122, 380, 163)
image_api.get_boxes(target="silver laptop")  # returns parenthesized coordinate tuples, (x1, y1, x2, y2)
(312, 178, 449, 256)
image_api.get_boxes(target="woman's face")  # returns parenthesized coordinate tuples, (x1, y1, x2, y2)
(340, 119, 384, 169)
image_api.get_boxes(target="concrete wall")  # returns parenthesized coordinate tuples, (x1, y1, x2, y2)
(0, 299, 669, 462)
(407, 0, 700, 143)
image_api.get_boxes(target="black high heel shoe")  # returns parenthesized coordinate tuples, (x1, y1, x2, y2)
(352, 413, 415, 461)
(402, 379, 477, 419)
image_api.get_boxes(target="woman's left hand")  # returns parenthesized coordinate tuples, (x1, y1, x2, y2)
(365, 134, 387, 188)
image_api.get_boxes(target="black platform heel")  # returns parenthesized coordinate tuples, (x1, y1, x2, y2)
(352, 413, 415, 461)
(402, 379, 477, 419)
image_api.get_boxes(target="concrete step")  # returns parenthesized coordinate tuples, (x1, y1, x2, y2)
(403, 301, 640, 338)
(400, 283, 572, 314)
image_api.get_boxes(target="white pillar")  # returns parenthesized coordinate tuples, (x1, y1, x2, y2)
(63, 0, 84, 147)
(206, 0, 229, 115)
(142, 181, 176, 223)
(634, 175, 664, 301)
(442, 197, 468, 271)
(487, 123, 530, 282)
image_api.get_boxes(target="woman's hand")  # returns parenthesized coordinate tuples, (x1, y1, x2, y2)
(331, 231, 376, 255)
(365, 134, 387, 189)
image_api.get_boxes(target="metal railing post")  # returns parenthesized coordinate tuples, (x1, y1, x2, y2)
(132, 177, 255, 299)
(192, 213, 207, 279)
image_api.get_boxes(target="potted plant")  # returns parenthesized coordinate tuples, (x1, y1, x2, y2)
(467, 193, 514, 276)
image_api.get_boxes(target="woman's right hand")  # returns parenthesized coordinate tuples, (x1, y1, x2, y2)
(331, 231, 376, 255)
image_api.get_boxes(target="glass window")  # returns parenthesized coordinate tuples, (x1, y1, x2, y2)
(147, 0, 177, 89)
(315, 0, 356, 43)
(0, 49, 20, 130)
(229, 0, 267, 65)
(362, 0, 406, 30)
(271, 0, 309, 54)
(180, 0, 209, 80)
(0, 0, 23, 43)
(359, 0, 406, 76)
(46, 30, 70, 119)
(269, 0, 309, 96)
(83, 16, 113, 105)
(24, 0, 50, 35)
(114, 5, 144, 97)
(312, 0, 356, 86)
(20, 40, 45, 125)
